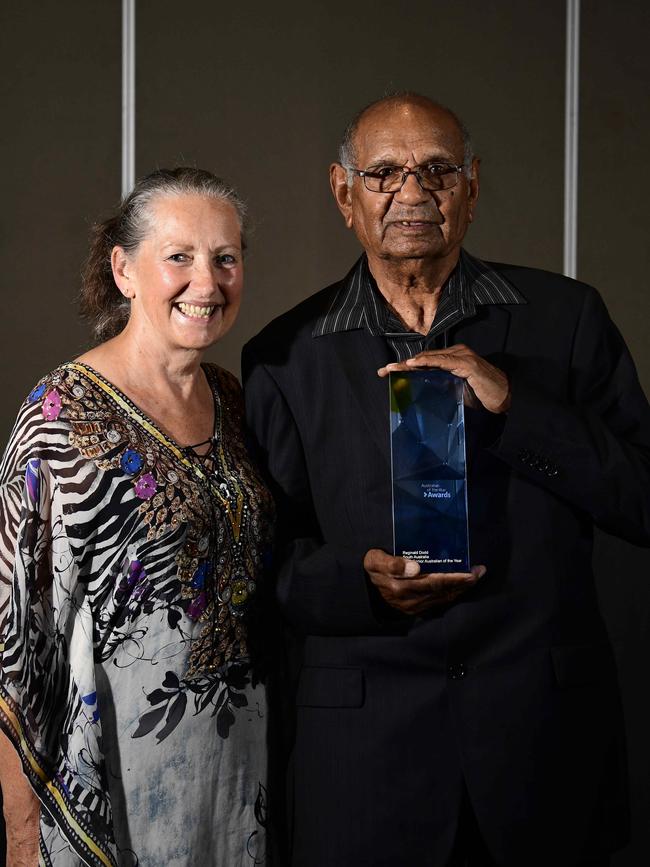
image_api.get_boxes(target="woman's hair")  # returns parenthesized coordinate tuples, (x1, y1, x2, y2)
(80, 166, 247, 341)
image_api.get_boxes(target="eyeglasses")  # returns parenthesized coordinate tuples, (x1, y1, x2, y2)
(347, 162, 465, 194)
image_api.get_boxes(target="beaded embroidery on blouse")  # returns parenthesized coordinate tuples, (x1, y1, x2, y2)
(28, 361, 274, 679)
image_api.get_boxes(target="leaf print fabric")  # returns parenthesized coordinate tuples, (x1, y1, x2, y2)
(0, 362, 275, 866)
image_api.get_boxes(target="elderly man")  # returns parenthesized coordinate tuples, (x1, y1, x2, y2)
(243, 93, 650, 867)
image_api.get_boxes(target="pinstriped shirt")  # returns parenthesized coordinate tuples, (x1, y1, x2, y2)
(313, 249, 526, 361)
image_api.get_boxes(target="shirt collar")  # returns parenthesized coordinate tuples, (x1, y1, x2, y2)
(313, 249, 526, 338)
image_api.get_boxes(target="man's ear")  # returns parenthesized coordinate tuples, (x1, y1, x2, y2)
(329, 163, 354, 229)
(111, 246, 135, 298)
(467, 157, 480, 222)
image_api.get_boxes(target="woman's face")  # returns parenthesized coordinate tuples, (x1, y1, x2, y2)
(114, 193, 244, 354)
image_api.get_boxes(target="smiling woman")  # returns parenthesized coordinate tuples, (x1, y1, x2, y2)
(0, 168, 276, 865)
(80, 167, 247, 342)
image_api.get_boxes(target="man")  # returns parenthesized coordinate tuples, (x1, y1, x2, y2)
(243, 93, 650, 866)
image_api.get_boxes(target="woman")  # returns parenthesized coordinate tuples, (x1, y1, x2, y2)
(0, 168, 275, 866)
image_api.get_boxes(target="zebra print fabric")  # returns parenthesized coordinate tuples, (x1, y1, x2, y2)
(0, 362, 275, 866)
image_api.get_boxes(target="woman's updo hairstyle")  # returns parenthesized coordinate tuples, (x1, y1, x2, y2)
(80, 167, 247, 341)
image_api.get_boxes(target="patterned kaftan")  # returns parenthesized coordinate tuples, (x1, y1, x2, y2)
(0, 362, 275, 866)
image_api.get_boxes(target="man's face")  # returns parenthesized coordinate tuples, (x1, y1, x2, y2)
(331, 102, 479, 265)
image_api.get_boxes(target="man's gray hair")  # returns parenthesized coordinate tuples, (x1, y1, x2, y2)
(338, 91, 475, 184)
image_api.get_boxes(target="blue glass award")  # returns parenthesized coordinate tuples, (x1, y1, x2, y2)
(390, 370, 470, 572)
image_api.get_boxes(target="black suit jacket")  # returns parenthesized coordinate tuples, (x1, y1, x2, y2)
(242, 260, 650, 867)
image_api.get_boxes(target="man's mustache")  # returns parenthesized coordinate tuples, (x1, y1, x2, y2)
(384, 209, 443, 224)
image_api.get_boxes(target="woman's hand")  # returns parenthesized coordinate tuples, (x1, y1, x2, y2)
(0, 730, 40, 866)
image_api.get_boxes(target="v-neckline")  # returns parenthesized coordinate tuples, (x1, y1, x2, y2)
(63, 361, 222, 480)
(62, 361, 246, 543)
(66, 361, 217, 445)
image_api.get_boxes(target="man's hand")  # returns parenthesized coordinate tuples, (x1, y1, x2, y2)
(364, 549, 486, 615)
(378, 344, 511, 414)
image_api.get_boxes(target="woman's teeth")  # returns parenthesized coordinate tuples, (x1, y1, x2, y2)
(177, 302, 216, 319)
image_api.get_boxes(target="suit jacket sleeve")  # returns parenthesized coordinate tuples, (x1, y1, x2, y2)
(242, 342, 393, 635)
(493, 284, 650, 545)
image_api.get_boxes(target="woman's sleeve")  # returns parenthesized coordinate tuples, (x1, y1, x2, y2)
(0, 392, 110, 863)
(0, 393, 77, 763)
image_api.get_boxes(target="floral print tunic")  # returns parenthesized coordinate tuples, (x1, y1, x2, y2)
(0, 362, 275, 866)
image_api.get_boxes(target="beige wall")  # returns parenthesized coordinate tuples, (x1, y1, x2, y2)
(0, 2, 121, 424)
(2, 2, 649, 863)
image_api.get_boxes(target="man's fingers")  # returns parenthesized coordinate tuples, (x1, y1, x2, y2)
(397, 565, 486, 595)
(428, 564, 486, 594)
(378, 353, 466, 378)
(378, 345, 473, 377)
(365, 550, 486, 614)
(363, 548, 421, 578)
(378, 345, 510, 414)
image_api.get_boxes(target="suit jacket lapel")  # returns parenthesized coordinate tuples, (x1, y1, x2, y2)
(451, 303, 512, 360)
(450, 304, 514, 473)
(326, 329, 393, 464)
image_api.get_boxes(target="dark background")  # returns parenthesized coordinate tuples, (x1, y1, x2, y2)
(1, 1, 649, 864)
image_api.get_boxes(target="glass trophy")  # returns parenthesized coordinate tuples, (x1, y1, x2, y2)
(389, 369, 470, 572)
